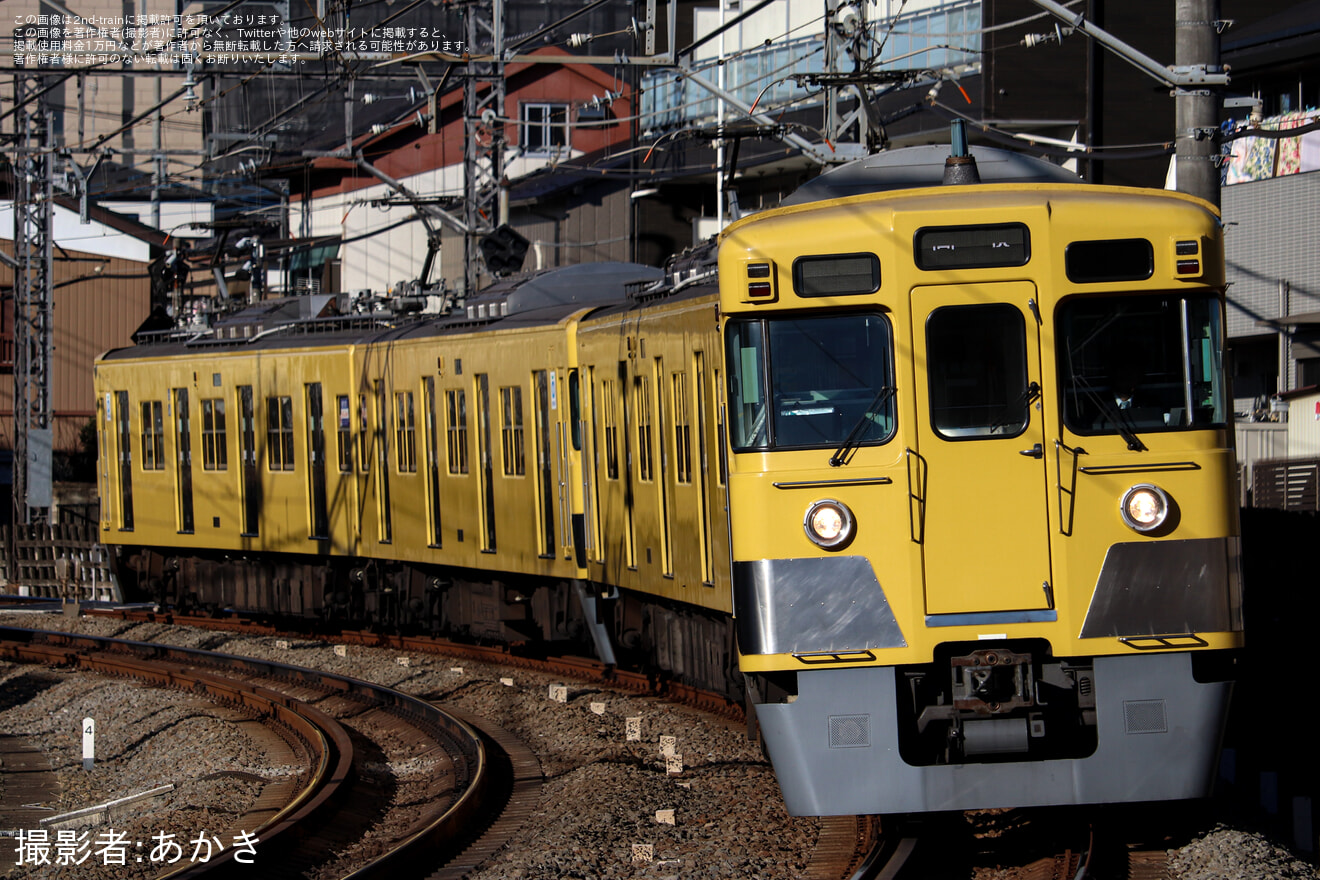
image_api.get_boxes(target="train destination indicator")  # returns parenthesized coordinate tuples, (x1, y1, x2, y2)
(914, 223, 1030, 270)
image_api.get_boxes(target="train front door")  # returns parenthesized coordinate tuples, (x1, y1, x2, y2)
(909, 282, 1053, 616)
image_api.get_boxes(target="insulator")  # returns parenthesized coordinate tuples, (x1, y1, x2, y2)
(567, 33, 592, 48)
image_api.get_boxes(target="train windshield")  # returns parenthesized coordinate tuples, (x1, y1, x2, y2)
(726, 314, 895, 451)
(1058, 293, 1227, 436)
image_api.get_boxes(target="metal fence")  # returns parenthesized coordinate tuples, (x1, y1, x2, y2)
(0, 523, 119, 602)
(1251, 457, 1320, 512)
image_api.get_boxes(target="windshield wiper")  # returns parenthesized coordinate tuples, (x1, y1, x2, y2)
(829, 385, 896, 467)
(988, 381, 1042, 434)
(1072, 375, 1146, 451)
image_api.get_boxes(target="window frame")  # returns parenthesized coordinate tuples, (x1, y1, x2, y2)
(395, 391, 417, 473)
(201, 398, 228, 471)
(336, 394, 353, 473)
(140, 400, 165, 470)
(446, 388, 469, 474)
(724, 312, 898, 452)
(520, 101, 570, 155)
(500, 385, 525, 476)
(266, 395, 295, 471)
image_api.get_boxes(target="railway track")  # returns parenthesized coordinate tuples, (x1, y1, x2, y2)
(0, 625, 527, 878)
(0, 612, 939, 880)
(70, 606, 745, 720)
(836, 807, 1190, 880)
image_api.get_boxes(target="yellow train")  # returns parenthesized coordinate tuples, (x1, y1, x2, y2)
(94, 143, 1242, 815)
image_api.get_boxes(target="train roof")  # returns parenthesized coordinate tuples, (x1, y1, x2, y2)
(100, 262, 665, 361)
(781, 144, 1081, 206)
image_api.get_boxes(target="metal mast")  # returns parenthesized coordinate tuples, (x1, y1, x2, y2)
(462, 0, 507, 296)
(11, 72, 55, 524)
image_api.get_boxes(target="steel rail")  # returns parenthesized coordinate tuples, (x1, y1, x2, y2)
(0, 625, 494, 878)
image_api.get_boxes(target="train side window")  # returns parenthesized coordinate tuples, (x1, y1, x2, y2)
(336, 395, 352, 472)
(926, 304, 1029, 439)
(714, 368, 727, 486)
(726, 321, 769, 449)
(201, 399, 227, 471)
(603, 379, 619, 480)
(568, 369, 582, 451)
(672, 371, 692, 484)
(635, 376, 654, 481)
(115, 391, 135, 529)
(500, 386, 525, 476)
(424, 378, 443, 546)
(446, 388, 469, 474)
(395, 391, 417, 473)
(266, 396, 295, 470)
(140, 401, 165, 470)
(358, 394, 369, 470)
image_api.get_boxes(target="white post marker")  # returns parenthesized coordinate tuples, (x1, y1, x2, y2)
(82, 717, 94, 770)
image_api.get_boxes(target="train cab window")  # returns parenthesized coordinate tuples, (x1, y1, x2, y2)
(1058, 293, 1227, 436)
(726, 314, 895, 451)
(926, 304, 1030, 439)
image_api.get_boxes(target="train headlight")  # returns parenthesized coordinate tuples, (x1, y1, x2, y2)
(1120, 484, 1169, 533)
(804, 499, 854, 550)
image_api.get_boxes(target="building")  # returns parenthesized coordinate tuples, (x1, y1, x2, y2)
(286, 47, 639, 296)
(0, 199, 159, 463)
(1218, 3, 1320, 411)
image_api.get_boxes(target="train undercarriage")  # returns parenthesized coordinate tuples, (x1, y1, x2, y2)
(113, 546, 742, 700)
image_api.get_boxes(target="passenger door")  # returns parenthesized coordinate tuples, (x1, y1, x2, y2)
(910, 282, 1053, 616)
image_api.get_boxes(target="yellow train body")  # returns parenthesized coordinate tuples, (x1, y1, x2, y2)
(721, 184, 1242, 671)
(718, 181, 1241, 813)
(93, 163, 1242, 816)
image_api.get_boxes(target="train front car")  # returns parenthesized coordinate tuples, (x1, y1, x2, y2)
(719, 180, 1242, 815)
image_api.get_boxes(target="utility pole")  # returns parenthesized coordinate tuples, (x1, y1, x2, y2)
(12, 72, 55, 525)
(1175, 0, 1222, 208)
(462, 0, 507, 296)
(1027, 0, 1227, 206)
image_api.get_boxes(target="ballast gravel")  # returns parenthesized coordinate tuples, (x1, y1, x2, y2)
(2, 611, 1316, 879)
